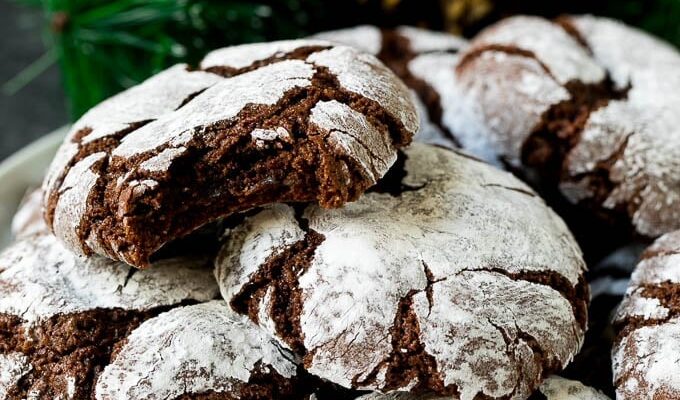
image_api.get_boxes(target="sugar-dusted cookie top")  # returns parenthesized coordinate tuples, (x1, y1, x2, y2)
(43, 39, 418, 267)
(454, 15, 680, 238)
(216, 143, 588, 399)
(0, 233, 219, 398)
(94, 301, 302, 399)
(613, 230, 680, 399)
(312, 26, 467, 151)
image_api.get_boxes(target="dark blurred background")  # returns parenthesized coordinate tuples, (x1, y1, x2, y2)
(1, 0, 679, 161)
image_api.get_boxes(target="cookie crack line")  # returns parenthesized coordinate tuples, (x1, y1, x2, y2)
(45, 121, 151, 235)
(615, 282, 680, 342)
(350, 286, 458, 396)
(0, 303, 194, 399)
(378, 29, 462, 148)
(229, 229, 325, 356)
(457, 266, 589, 331)
(200, 45, 332, 78)
(456, 44, 558, 82)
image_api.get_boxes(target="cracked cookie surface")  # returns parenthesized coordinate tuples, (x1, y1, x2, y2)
(42, 39, 418, 267)
(312, 26, 466, 151)
(454, 15, 680, 238)
(95, 301, 304, 399)
(215, 143, 588, 399)
(0, 233, 219, 399)
(613, 230, 680, 399)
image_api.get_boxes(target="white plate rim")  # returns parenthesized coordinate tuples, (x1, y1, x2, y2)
(0, 126, 68, 249)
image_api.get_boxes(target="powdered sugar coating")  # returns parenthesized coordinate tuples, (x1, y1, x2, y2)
(95, 301, 298, 399)
(311, 25, 382, 55)
(200, 39, 330, 70)
(537, 376, 611, 400)
(396, 26, 467, 54)
(310, 100, 396, 183)
(44, 40, 417, 266)
(216, 143, 587, 398)
(0, 234, 218, 326)
(561, 15, 680, 237)
(471, 16, 604, 85)
(454, 15, 680, 237)
(613, 230, 680, 399)
(356, 376, 610, 399)
(52, 152, 105, 254)
(0, 353, 31, 398)
(250, 127, 291, 148)
(11, 189, 47, 239)
(42, 65, 220, 199)
(113, 60, 315, 159)
(410, 91, 457, 150)
(311, 26, 467, 153)
(408, 52, 503, 162)
(614, 319, 680, 400)
(455, 50, 569, 166)
(307, 46, 418, 134)
(215, 204, 306, 308)
(311, 25, 467, 57)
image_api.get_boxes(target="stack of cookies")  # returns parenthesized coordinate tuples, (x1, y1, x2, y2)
(0, 14, 678, 400)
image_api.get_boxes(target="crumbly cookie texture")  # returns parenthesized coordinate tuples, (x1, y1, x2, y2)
(216, 143, 588, 399)
(95, 301, 302, 399)
(0, 353, 31, 398)
(10, 189, 46, 239)
(455, 15, 680, 237)
(0, 233, 219, 399)
(613, 230, 680, 400)
(312, 26, 467, 151)
(43, 39, 417, 267)
(356, 376, 610, 399)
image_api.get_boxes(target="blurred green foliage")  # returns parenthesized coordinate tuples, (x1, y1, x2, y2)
(10, 0, 680, 120)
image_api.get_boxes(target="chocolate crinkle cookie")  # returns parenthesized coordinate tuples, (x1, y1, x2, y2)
(613, 230, 680, 399)
(355, 376, 610, 399)
(95, 301, 304, 399)
(0, 233, 219, 398)
(42, 39, 418, 268)
(216, 143, 589, 399)
(312, 25, 467, 151)
(454, 15, 680, 238)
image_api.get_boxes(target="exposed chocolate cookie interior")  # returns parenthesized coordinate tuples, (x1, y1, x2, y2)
(43, 39, 418, 267)
(0, 233, 219, 398)
(613, 230, 680, 399)
(216, 143, 588, 399)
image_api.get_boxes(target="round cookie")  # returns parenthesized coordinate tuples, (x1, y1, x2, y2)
(454, 15, 680, 238)
(356, 376, 611, 399)
(43, 39, 418, 267)
(0, 233, 219, 399)
(216, 143, 588, 398)
(94, 301, 302, 399)
(613, 230, 680, 399)
(312, 25, 467, 150)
